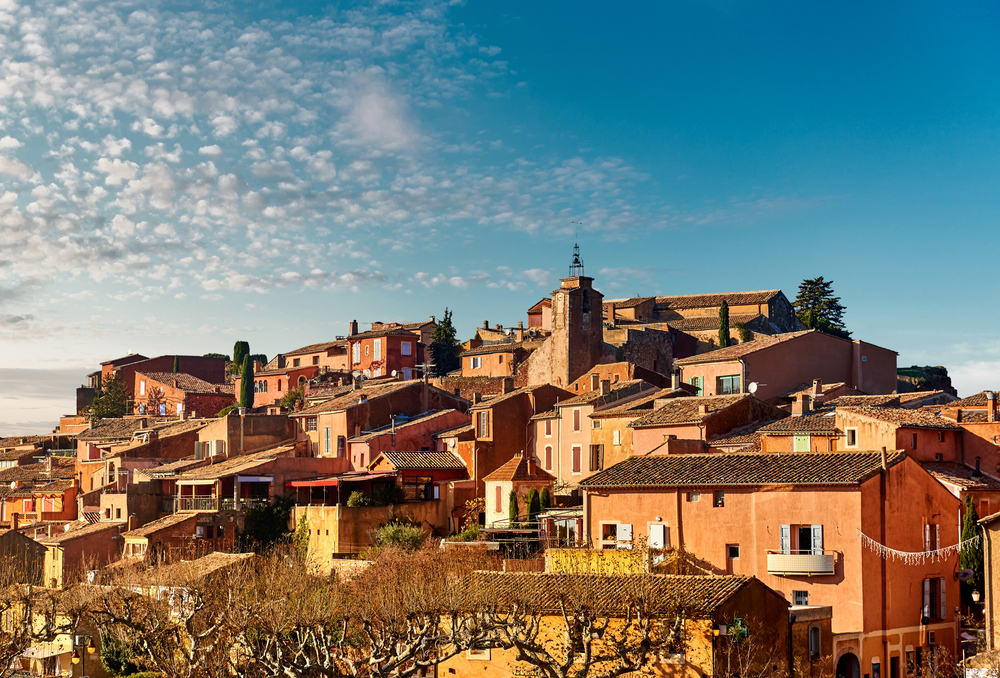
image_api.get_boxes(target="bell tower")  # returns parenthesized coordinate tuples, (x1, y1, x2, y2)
(549, 243, 603, 386)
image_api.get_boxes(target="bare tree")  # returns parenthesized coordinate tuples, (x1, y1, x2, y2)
(472, 572, 696, 678)
(712, 615, 790, 678)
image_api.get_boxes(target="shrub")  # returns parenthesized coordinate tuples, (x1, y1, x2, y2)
(217, 405, 238, 418)
(457, 523, 481, 542)
(347, 491, 370, 507)
(526, 488, 541, 521)
(372, 484, 406, 506)
(375, 522, 426, 549)
(540, 487, 551, 511)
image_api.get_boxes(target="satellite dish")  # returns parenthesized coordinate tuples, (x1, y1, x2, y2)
(363, 369, 371, 378)
(352, 370, 361, 378)
(391, 370, 397, 377)
(748, 382, 758, 394)
(957, 569, 975, 582)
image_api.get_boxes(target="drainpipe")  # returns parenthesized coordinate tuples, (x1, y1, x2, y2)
(788, 613, 796, 678)
(984, 523, 994, 650)
(738, 358, 748, 394)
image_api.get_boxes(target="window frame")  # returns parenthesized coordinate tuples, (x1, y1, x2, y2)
(845, 427, 859, 448)
(713, 491, 725, 507)
(717, 374, 741, 395)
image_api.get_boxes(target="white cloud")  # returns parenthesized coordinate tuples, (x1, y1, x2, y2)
(0, 136, 21, 149)
(96, 158, 139, 186)
(0, 156, 31, 178)
(199, 145, 223, 158)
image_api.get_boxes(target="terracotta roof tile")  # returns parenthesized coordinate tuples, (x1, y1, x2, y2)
(629, 394, 747, 428)
(294, 381, 418, 416)
(654, 290, 783, 310)
(0, 436, 44, 449)
(376, 451, 466, 471)
(138, 372, 232, 394)
(433, 423, 475, 438)
(838, 406, 961, 430)
(122, 512, 202, 538)
(591, 388, 687, 420)
(758, 411, 839, 434)
(39, 521, 123, 544)
(460, 339, 546, 357)
(0, 458, 76, 483)
(283, 341, 347, 356)
(470, 385, 548, 411)
(76, 418, 150, 441)
(176, 444, 295, 481)
(349, 410, 467, 442)
(785, 382, 847, 399)
(348, 327, 419, 340)
(922, 462, 1000, 491)
(580, 451, 907, 489)
(674, 330, 814, 365)
(482, 454, 555, 483)
(603, 296, 656, 309)
(946, 391, 998, 408)
(555, 380, 650, 407)
(136, 457, 210, 478)
(464, 572, 756, 616)
(663, 314, 765, 333)
(825, 395, 900, 408)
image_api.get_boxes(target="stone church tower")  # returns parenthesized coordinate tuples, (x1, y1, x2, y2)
(528, 244, 605, 387)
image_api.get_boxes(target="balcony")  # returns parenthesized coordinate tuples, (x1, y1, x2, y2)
(174, 497, 219, 512)
(220, 497, 271, 511)
(766, 550, 836, 576)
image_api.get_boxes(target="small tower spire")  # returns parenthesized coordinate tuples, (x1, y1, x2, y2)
(569, 242, 585, 277)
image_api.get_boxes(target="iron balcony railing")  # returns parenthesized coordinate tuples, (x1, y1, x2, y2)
(174, 497, 219, 512)
(220, 497, 271, 511)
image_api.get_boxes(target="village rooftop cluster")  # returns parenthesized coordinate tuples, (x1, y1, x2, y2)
(6, 249, 1000, 677)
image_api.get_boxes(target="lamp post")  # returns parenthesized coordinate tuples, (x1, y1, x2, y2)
(71, 636, 95, 677)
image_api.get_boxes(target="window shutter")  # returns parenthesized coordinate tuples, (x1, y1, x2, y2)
(572, 447, 581, 473)
(613, 429, 621, 445)
(811, 525, 824, 554)
(923, 578, 930, 617)
(780, 525, 791, 554)
(195, 441, 202, 460)
(616, 523, 633, 542)
(939, 577, 946, 620)
(218, 440, 225, 456)
(649, 524, 666, 549)
(924, 525, 931, 552)
(574, 410, 581, 431)
(495, 485, 501, 513)
(934, 524, 940, 551)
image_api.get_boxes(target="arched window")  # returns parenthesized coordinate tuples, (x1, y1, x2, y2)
(809, 625, 820, 658)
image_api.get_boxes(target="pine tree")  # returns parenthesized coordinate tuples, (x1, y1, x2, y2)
(718, 301, 731, 349)
(89, 373, 129, 420)
(429, 308, 460, 376)
(239, 356, 254, 409)
(540, 487, 551, 511)
(960, 495, 984, 598)
(793, 277, 851, 339)
(508, 490, 519, 526)
(233, 341, 250, 373)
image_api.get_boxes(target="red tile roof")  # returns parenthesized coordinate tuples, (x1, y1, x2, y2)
(946, 391, 998, 408)
(283, 341, 346, 357)
(580, 451, 906, 489)
(375, 451, 467, 471)
(591, 388, 688, 420)
(663, 314, 765, 333)
(655, 290, 783, 309)
(674, 331, 814, 366)
(629, 394, 747, 428)
(922, 462, 1000, 491)
(837, 406, 961, 430)
(758, 412, 839, 434)
(138, 372, 232, 394)
(482, 454, 555, 483)
(348, 327, 420, 340)
(461, 339, 545, 357)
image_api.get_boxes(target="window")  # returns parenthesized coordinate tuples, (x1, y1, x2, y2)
(324, 427, 331, 456)
(809, 626, 820, 658)
(794, 435, 811, 452)
(589, 444, 604, 472)
(306, 417, 317, 432)
(845, 427, 858, 448)
(545, 446, 553, 470)
(686, 492, 700, 502)
(573, 409, 581, 432)
(402, 367, 411, 380)
(116, 508, 122, 520)
(352, 343, 360, 362)
(140, 380, 146, 396)
(717, 375, 741, 395)
(373, 339, 382, 360)
(572, 446, 582, 474)
(478, 411, 490, 437)
(613, 429, 622, 446)
(293, 358, 301, 367)
(793, 590, 809, 606)
(313, 356, 319, 365)
(911, 433, 918, 450)
(470, 356, 482, 369)
(495, 485, 502, 513)
(278, 380, 282, 392)
(337, 436, 346, 457)
(592, 419, 601, 429)
(159, 403, 166, 416)
(922, 577, 947, 620)
(544, 420, 552, 437)
(364, 345, 370, 357)
(924, 524, 940, 552)
(689, 376, 703, 396)
(400, 342, 413, 357)
(938, 432, 944, 443)
(727, 544, 740, 559)
(780, 524, 823, 554)
(713, 491, 725, 507)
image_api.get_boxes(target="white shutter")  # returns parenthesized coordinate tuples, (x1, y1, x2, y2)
(374, 339, 382, 360)
(924, 525, 931, 552)
(649, 524, 666, 549)
(616, 524, 633, 542)
(923, 578, 931, 618)
(195, 441, 202, 460)
(811, 525, 824, 554)
(613, 429, 621, 445)
(780, 525, 791, 554)
(934, 524, 940, 551)
(939, 577, 946, 620)
(218, 440, 225, 456)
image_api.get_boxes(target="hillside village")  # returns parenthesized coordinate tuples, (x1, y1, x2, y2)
(6, 248, 1000, 678)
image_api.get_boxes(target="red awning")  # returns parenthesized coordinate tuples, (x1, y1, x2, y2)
(286, 471, 396, 488)
(287, 479, 339, 488)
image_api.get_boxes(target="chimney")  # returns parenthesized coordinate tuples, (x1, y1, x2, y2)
(880, 446, 888, 471)
(483, 320, 489, 330)
(501, 378, 514, 394)
(698, 403, 708, 415)
(127, 514, 138, 531)
(358, 394, 368, 403)
(591, 374, 600, 391)
(495, 323, 502, 331)
(526, 451, 536, 476)
(791, 394, 811, 417)
(430, 315, 436, 323)
(253, 361, 262, 373)
(600, 379, 610, 396)
(45, 456, 53, 473)
(350, 319, 359, 336)
(11, 513, 18, 531)
(608, 301, 616, 327)
(812, 378, 823, 397)
(173, 379, 179, 388)
(671, 372, 680, 390)
(974, 456, 983, 478)
(955, 409, 963, 423)
(515, 321, 524, 342)
(472, 392, 482, 404)
(988, 392, 997, 423)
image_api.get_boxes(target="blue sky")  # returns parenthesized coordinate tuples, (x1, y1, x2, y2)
(1, 0, 999, 433)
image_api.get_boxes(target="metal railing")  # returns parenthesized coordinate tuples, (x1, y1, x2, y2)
(220, 497, 271, 511)
(174, 497, 219, 512)
(766, 549, 836, 576)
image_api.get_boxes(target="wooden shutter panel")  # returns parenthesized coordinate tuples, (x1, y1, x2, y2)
(649, 524, 666, 549)
(939, 577, 946, 620)
(934, 524, 940, 550)
(924, 525, 931, 552)
(195, 441, 202, 460)
(780, 525, 791, 554)
(923, 578, 931, 617)
(811, 525, 824, 554)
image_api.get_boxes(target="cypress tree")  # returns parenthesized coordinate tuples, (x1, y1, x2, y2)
(526, 488, 541, 521)
(172, 355, 179, 373)
(718, 300, 731, 349)
(960, 495, 984, 599)
(233, 341, 250, 373)
(239, 356, 254, 409)
(540, 487, 551, 511)
(508, 490, 519, 526)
